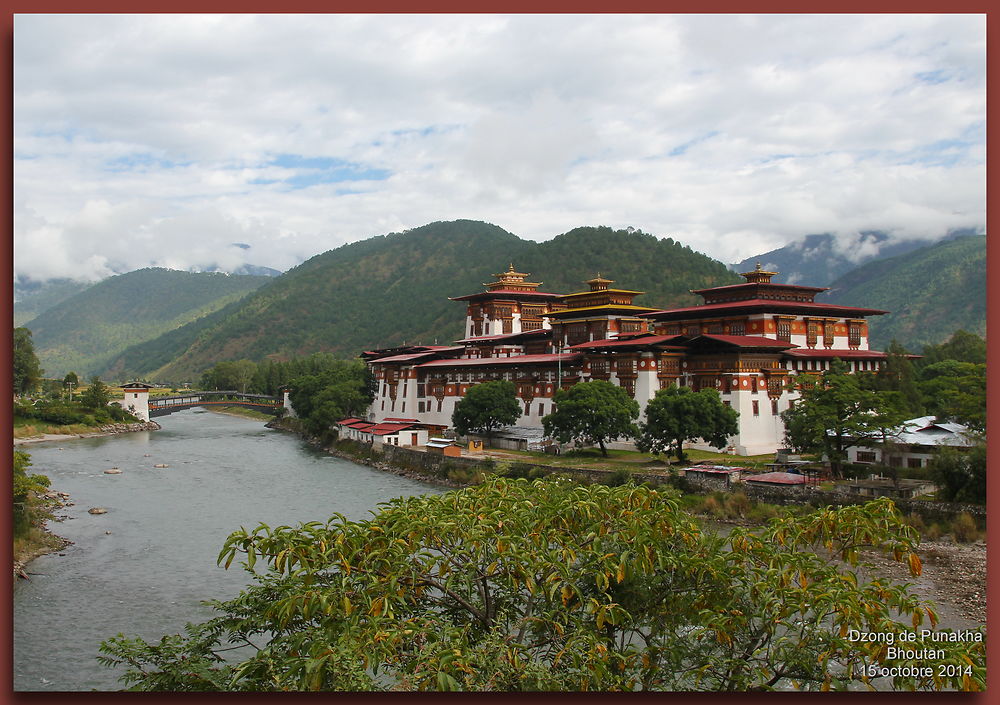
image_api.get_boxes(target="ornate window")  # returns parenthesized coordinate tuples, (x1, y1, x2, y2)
(776, 318, 792, 343)
(729, 320, 746, 336)
(806, 321, 819, 347)
(848, 322, 862, 347)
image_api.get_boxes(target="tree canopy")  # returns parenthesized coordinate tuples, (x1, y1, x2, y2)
(13, 327, 44, 396)
(916, 360, 986, 432)
(98, 477, 984, 692)
(781, 360, 909, 477)
(451, 380, 521, 442)
(287, 359, 373, 435)
(542, 381, 639, 456)
(928, 440, 986, 504)
(636, 386, 739, 462)
(80, 376, 115, 411)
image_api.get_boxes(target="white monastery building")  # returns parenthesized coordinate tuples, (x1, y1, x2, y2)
(362, 264, 888, 455)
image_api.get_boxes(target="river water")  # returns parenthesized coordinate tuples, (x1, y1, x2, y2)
(13, 411, 443, 691)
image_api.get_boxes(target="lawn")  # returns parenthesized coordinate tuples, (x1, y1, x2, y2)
(482, 445, 777, 474)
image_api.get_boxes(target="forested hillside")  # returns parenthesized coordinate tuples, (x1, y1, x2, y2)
(115, 221, 740, 382)
(733, 229, 976, 287)
(13, 278, 93, 327)
(821, 234, 986, 350)
(26, 268, 272, 378)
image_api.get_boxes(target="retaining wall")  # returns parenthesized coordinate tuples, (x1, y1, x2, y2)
(365, 441, 985, 522)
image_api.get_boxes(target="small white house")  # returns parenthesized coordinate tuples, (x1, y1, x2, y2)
(846, 416, 975, 470)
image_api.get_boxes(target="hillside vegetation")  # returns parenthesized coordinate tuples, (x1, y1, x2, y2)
(14, 278, 93, 327)
(113, 221, 740, 382)
(821, 235, 986, 350)
(26, 268, 272, 378)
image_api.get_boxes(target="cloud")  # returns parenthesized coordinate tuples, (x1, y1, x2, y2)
(13, 13, 986, 282)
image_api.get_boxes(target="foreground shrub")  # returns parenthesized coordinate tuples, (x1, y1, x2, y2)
(99, 479, 984, 692)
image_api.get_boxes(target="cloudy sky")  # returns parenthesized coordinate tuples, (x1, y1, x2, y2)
(14, 13, 986, 283)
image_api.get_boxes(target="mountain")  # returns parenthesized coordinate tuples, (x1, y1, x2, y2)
(107, 221, 741, 382)
(732, 229, 977, 287)
(25, 268, 272, 378)
(820, 234, 986, 351)
(13, 278, 94, 327)
(199, 263, 284, 277)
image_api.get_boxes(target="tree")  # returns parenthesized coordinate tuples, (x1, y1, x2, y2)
(916, 360, 986, 432)
(98, 477, 984, 691)
(781, 360, 908, 478)
(13, 327, 43, 396)
(928, 439, 986, 504)
(542, 381, 639, 456)
(636, 386, 738, 462)
(451, 381, 521, 444)
(13, 450, 51, 534)
(867, 340, 923, 417)
(80, 376, 114, 411)
(917, 329, 986, 368)
(288, 360, 374, 436)
(62, 371, 80, 400)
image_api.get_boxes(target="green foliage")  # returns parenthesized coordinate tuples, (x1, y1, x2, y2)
(823, 235, 986, 351)
(636, 385, 739, 462)
(543, 381, 640, 456)
(286, 359, 373, 435)
(99, 479, 983, 691)
(25, 268, 271, 378)
(917, 329, 987, 367)
(928, 441, 986, 504)
(916, 360, 986, 432)
(13, 450, 52, 535)
(13, 327, 44, 395)
(451, 380, 521, 440)
(80, 376, 114, 411)
(863, 340, 924, 417)
(781, 360, 909, 478)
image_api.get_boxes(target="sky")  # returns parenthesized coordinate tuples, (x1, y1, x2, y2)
(13, 13, 986, 283)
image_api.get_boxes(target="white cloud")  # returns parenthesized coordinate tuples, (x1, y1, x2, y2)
(13, 13, 986, 282)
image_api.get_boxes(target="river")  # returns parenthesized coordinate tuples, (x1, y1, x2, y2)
(13, 410, 443, 691)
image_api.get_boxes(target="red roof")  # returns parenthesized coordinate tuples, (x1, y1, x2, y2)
(417, 352, 583, 368)
(369, 347, 465, 364)
(783, 348, 886, 359)
(449, 289, 562, 301)
(382, 417, 420, 423)
(369, 422, 418, 435)
(642, 299, 888, 319)
(744, 472, 806, 485)
(684, 334, 795, 348)
(455, 329, 550, 344)
(690, 282, 828, 295)
(566, 335, 681, 350)
(336, 417, 364, 424)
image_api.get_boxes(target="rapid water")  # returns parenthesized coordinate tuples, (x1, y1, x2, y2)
(13, 410, 442, 691)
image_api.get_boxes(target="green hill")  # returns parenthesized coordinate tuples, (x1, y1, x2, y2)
(14, 278, 93, 327)
(821, 234, 986, 350)
(114, 221, 741, 382)
(26, 268, 272, 378)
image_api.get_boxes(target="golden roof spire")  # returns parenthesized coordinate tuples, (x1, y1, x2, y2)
(740, 261, 778, 284)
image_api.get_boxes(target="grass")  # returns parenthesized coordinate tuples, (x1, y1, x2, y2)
(205, 406, 274, 421)
(488, 445, 777, 474)
(13, 418, 102, 439)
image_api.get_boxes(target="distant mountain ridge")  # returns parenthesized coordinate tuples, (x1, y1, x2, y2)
(820, 234, 986, 350)
(26, 268, 272, 378)
(732, 229, 977, 287)
(103, 221, 741, 382)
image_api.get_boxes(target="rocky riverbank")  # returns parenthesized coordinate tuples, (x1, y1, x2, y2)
(13, 490, 74, 581)
(13, 421, 161, 446)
